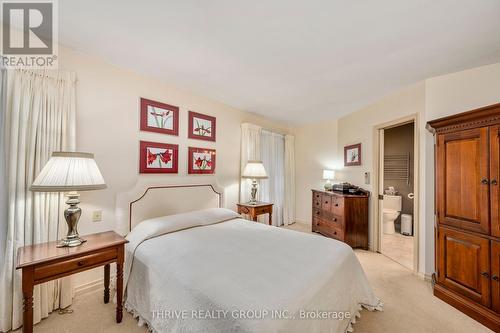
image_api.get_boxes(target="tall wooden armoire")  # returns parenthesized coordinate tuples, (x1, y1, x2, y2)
(427, 103, 500, 332)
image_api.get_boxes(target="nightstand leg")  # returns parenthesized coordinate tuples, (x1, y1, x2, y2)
(252, 215, 257, 222)
(269, 213, 272, 226)
(104, 264, 110, 304)
(116, 248, 124, 323)
(22, 267, 34, 333)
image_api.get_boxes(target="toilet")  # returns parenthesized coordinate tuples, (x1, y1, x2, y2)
(383, 194, 402, 234)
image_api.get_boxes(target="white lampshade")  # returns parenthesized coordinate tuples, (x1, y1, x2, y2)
(31, 152, 107, 192)
(242, 160, 268, 179)
(323, 169, 335, 180)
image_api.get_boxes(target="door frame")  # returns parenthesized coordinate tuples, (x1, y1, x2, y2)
(372, 113, 420, 274)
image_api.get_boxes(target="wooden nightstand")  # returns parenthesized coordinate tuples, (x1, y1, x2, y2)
(16, 231, 128, 333)
(237, 202, 274, 225)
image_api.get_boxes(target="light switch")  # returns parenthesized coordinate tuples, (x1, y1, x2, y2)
(92, 210, 103, 222)
(364, 172, 370, 185)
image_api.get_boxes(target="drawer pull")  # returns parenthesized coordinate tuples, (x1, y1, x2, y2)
(493, 275, 499, 281)
(333, 218, 337, 222)
(481, 178, 490, 185)
(334, 203, 339, 207)
(481, 272, 490, 278)
(492, 179, 498, 185)
(324, 201, 328, 204)
(77, 260, 86, 267)
(333, 231, 337, 235)
(316, 211, 320, 215)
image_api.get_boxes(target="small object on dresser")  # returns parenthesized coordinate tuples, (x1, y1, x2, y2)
(323, 169, 335, 191)
(332, 182, 358, 193)
(30, 152, 107, 247)
(237, 202, 274, 225)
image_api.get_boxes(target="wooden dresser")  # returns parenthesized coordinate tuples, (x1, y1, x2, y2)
(427, 103, 500, 332)
(311, 189, 369, 249)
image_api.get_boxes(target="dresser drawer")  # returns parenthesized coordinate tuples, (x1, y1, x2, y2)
(313, 192, 322, 208)
(34, 248, 117, 282)
(330, 197, 344, 215)
(316, 218, 345, 241)
(254, 206, 271, 214)
(321, 195, 332, 211)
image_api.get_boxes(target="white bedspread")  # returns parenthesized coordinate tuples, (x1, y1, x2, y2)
(124, 208, 381, 333)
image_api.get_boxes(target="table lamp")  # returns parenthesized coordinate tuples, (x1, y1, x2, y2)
(30, 152, 107, 247)
(323, 169, 335, 190)
(242, 160, 268, 205)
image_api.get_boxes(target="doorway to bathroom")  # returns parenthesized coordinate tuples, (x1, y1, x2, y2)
(374, 116, 419, 272)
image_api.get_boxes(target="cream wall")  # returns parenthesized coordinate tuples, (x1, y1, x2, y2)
(57, 46, 291, 290)
(294, 119, 340, 224)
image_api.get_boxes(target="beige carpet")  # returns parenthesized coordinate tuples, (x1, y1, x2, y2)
(15, 222, 491, 333)
(381, 232, 414, 270)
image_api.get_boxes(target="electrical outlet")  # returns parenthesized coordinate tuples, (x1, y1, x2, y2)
(92, 210, 103, 222)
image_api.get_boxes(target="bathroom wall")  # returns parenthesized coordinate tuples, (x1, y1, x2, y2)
(383, 122, 414, 232)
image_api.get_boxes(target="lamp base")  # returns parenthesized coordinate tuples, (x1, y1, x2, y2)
(248, 179, 258, 205)
(59, 192, 85, 248)
(57, 237, 87, 248)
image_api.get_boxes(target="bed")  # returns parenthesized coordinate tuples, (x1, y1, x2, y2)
(119, 184, 381, 333)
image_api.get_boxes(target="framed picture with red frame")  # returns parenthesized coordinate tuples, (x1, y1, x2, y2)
(188, 147, 216, 174)
(188, 111, 216, 142)
(344, 143, 362, 166)
(139, 141, 178, 174)
(140, 98, 179, 136)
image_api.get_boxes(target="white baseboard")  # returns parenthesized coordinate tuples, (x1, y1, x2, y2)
(417, 272, 433, 281)
(74, 278, 104, 297)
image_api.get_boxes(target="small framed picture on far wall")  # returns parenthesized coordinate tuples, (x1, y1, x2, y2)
(188, 147, 216, 174)
(344, 143, 361, 166)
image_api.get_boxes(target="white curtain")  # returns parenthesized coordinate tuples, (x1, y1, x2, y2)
(0, 69, 76, 332)
(240, 123, 262, 202)
(284, 135, 296, 226)
(0, 70, 7, 269)
(260, 130, 285, 226)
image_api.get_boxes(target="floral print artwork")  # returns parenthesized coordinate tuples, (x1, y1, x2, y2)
(193, 117, 212, 137)
(140, 98, 179, 136)
(188, 147, 216, 174)
(147, 105, 173, 130)
(146, 147, 173, 168)
(188, 111, 216, 142)
(140, 141, 178, 173)
(192, 152, 213, 170)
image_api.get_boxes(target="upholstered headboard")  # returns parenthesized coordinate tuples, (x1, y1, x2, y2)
(115, 181, 223, 233)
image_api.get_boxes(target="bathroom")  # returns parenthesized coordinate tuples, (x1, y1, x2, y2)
(382, 122, 414, 270)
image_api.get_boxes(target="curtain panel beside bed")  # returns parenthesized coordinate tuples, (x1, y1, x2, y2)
(0, 69, 76, 332)
(240, 123, 295, 226)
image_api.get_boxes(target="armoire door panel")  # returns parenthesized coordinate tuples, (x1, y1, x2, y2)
(438, 227, 490, 307)
(492, 241, 500, 313)
(491, 125, 500, 238)
(437, 127, 490, 234)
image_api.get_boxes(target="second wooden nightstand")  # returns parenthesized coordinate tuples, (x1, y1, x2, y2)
(237, 202, 274, 225)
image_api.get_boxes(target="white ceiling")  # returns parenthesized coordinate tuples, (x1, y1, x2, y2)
(59, 0, 500, 124)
